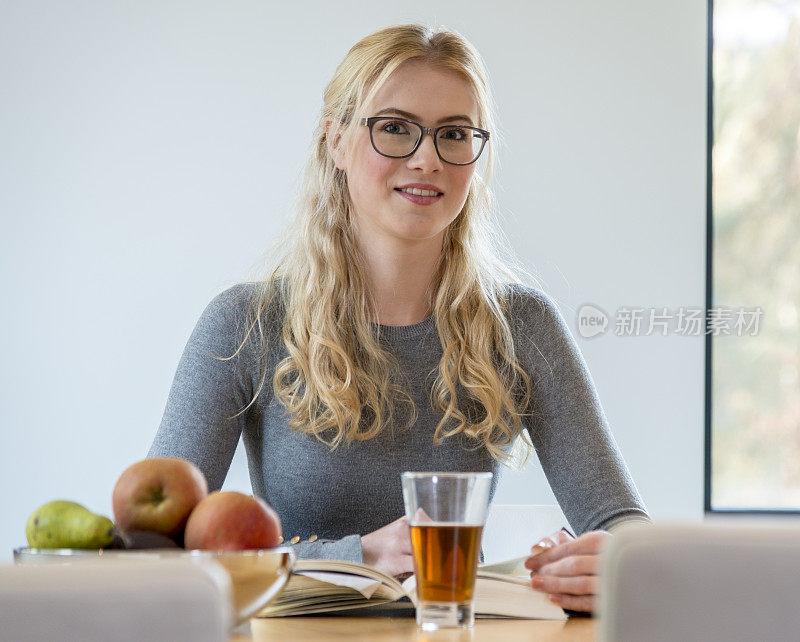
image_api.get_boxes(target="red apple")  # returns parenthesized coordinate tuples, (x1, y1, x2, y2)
(112, 457, 208, 539)
(184, 491, 282, 550)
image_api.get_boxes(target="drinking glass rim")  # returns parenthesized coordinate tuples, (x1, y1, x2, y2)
(401, 471, 493, 479)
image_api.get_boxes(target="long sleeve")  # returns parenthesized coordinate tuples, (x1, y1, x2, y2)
(511, 287, 651, 535)
(288, 536, 363, 562)
(147, 286, 253, 492)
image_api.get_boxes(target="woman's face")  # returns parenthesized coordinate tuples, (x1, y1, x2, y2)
(329, 60, 481, 248)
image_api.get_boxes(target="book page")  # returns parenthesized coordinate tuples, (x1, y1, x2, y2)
(479, 555, 530, 577)
(293, 559, 404, 593)
(296, 571, 383, 599)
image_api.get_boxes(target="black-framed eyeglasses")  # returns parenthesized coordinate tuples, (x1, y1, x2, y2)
(359, 116, 490, 166)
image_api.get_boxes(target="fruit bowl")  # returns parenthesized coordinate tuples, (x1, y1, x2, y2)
(13, 546, 295, 626)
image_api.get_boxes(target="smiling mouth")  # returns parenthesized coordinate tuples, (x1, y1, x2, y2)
(393, 189, 444, 206)
(394, 188, 444, 196)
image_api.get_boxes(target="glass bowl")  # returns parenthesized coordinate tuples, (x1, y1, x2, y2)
(13, 546, 295, 626)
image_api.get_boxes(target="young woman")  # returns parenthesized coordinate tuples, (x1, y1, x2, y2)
(148, 23, 650, 614)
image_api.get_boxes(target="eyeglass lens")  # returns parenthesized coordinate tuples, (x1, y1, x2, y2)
(371, 118, 485, 164)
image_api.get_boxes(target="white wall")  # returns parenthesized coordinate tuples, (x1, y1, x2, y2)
(0, 0, 706, 561)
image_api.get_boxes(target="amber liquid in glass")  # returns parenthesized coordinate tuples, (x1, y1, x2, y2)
(409, 524, 483, 602)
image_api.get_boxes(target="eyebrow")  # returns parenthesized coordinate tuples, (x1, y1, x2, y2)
(374, 107, 475, 126)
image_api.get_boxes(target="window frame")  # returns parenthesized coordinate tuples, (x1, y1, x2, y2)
(704, 0, 800, 516)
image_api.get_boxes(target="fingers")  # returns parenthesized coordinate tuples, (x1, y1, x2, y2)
(524, 530, 572, 567)
(530, 571, 599, 596)
(549, 593, 596, 614)
(383, 554, 415, 579)
(538, 529, 574, 548)
(394, 554, 416, 578)
(525, 530, 608, 572)
(525, 536, 575, 571)
(537, 554, 598, 578)
(524, 530, 609, 615)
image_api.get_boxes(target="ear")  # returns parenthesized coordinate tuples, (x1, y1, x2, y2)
(324, 118, 347, 171)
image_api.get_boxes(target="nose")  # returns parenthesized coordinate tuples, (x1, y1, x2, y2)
(406, 131, 443, 172)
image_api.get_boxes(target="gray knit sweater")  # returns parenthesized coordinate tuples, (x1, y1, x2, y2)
(148, 283, 649, 562)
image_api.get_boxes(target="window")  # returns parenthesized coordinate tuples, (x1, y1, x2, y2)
(708, 0, 800, 511)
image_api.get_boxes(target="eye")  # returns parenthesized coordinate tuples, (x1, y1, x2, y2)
(381, 120, 410, 135)
(440, 127, 469, 141)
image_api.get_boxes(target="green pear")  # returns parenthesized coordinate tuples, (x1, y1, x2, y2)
(26, 500, 116, 549)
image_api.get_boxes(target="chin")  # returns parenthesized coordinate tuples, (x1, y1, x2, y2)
(389, 221, 448, 242)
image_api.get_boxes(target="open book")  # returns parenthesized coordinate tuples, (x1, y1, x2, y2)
(257, 554, 566, 620)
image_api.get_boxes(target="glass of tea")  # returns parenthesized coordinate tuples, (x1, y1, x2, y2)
(401, 471, 493, 631)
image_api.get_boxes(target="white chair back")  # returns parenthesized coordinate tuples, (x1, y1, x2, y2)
(0, 557, 231, 642)
(599, 520, 800, 642)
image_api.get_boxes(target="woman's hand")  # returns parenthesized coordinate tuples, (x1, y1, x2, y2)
(524, 529, 610, 614)
(361, 515, 415, 578)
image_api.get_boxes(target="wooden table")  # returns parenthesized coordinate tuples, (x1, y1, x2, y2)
(230, 607, 596, 641)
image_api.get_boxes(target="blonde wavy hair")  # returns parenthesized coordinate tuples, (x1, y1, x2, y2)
(231, 23, 540, 466)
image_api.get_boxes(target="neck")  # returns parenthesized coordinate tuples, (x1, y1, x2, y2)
(356, 232, 443, 327)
